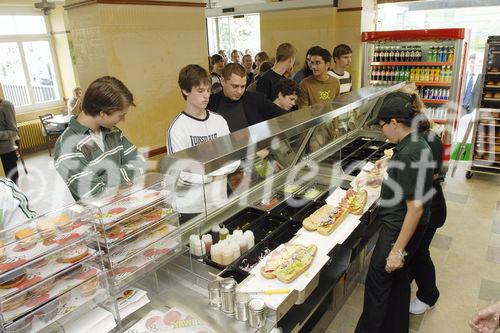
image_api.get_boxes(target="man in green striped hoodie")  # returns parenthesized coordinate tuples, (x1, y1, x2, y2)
(0, 177, 36, 229)
(54, 76, 146, 201)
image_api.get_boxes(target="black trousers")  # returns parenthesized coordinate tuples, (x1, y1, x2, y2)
(1, 150, 18, 184)
(355, 223, 426, 333)
(409, 183, 447, 306)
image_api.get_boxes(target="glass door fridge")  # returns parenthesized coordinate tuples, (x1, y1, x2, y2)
(361, 28, 470, 163)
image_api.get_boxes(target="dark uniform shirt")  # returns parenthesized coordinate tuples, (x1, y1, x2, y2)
(378, 133, 434, 232)
(420, 129, 444, 182)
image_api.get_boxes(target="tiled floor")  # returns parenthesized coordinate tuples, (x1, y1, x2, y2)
(327, 162, 500, 333)
(13, 154, 500, 332)
(16, 151, 75, 215)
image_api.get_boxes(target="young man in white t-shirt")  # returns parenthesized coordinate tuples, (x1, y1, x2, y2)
(167, 64, 237, 223)
(329, 44, 353, 95)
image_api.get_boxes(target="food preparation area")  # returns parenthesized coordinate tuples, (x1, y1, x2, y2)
(324, 162, 500, 333)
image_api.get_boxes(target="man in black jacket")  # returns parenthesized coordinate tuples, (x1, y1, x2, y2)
(208, 63, 284, 132)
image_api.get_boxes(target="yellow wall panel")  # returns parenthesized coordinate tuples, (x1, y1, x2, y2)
(260, 7, 365, 89)
(67, 4, 208, 149)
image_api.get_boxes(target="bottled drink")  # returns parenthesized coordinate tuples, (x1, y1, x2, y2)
(424, 67, 430, 82)
(424, 88, 429, 99)
(384, 47, 389, 62)
(445, 89, 450, 100)
(394, 47, 400, 62)
(448, 46, 454, 62)
(428, 47, 435, 62)
(374, 46, 379, 62)
(416, 46, 422, 61)
(404, 67, 410, 81)
(388, 47, 395, 62)
(410, 67, 416, 81)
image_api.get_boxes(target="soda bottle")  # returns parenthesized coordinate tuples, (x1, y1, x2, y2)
(429, 47, 435, 62)
(416, 46, 422, 61)
(410, 67, 415, 81)
(425, 67, 430, 82)
(423, 88, 429, 99)
(405, 67, 411, 81)
(394, 47, 400, 62)
(448, 46, 454, 62)
(390, 66, 396, 83)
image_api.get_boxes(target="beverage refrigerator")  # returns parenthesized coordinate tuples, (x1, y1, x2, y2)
(361, 28, 470, 162)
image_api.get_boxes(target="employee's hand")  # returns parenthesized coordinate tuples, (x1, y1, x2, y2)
(385, 249, 405, 273)
(469, 302, 500, 333)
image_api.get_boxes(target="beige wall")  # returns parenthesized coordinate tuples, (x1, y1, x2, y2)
(260, 7, 366, 89)
(66, 3, 208, 150)
(260, 7, 337, 72)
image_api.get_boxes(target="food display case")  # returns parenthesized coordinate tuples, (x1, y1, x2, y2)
(361, 28, 470, 162)
(0, 84, 407, 333)
(86, 179, 182, 294)
(468, 35, 500, 177)
(0, 205, 112, 333)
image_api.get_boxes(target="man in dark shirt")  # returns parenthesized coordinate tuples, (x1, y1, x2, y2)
(256, 42, 296, 101)
(208, 63, 284, 132)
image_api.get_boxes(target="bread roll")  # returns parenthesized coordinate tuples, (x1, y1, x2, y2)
(485, 92, 493, 98)
(494, 92, 500, 99)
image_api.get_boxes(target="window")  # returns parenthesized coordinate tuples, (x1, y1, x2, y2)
(207, 14, 261, 57)
(0, 13, 62, 111)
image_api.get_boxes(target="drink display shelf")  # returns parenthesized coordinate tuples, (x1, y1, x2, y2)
(413, 81, 452, 87)
(422, 99, 448, 104)
(371, 61, 453, 66)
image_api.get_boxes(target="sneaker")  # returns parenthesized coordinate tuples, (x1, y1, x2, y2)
(409, 298, 433, 315)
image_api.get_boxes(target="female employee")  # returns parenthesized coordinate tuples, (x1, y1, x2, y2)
(400, 85, 447, 315)
(355, 91, 434, 333)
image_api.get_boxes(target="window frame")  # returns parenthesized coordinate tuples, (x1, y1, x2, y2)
(0, 8, 65, 114)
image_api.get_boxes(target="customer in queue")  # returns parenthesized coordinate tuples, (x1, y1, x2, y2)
(0, 177, 36, 230)
(256, 42, 297, 101)
(355, 91, 434, 333)
(207, 63, 283, 132)
(329, 44, 353, 94)
(273, 78, 300, 112)
(298, 47, 340, 108)
(167, 65, 236, 223)
(292, 45, 321, 84)
(242, 54, 255, 86)
(54, 76, 146, 201)
(254, 51, 270, 77)
(0, 97, 19, 184)
(210, 54, 224, 94)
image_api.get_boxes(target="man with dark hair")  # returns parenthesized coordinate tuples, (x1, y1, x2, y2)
(167, 65, 235, 222)
(208, 63, 283, 132)
(330, 44, 353, 94)
(298, 47, 340, 107)
(210, 54, 224, 94)
(242, 54, 255, 86)
(256, 42, 297, 101)
(293, 46, 321, 84)
(230, 49, 243, 65)
(273, 79, 299, 111)
(54, 76, 146, 201)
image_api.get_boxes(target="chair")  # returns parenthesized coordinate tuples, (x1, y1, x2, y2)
(39, 114, 64, 157)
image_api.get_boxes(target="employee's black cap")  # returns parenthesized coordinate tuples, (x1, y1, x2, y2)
(368, 91, 416, 126)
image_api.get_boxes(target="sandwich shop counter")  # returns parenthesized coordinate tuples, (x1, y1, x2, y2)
(0, 83, 404, 333)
